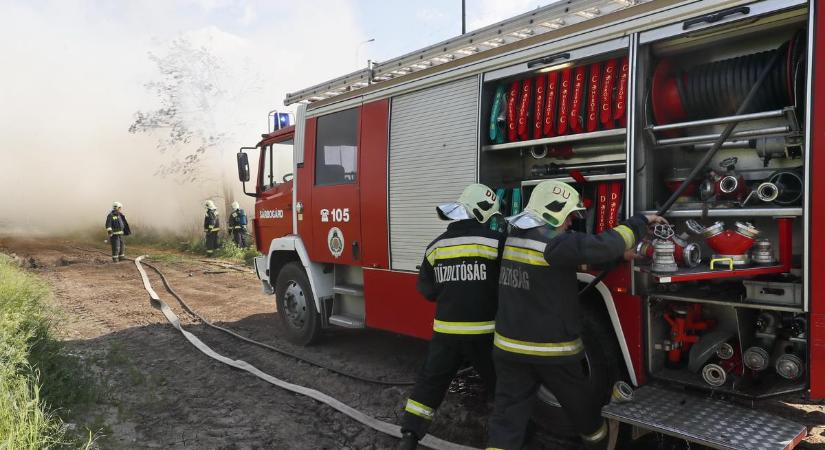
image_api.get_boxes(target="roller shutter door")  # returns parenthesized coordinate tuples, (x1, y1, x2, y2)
(389, 76, 480, 271)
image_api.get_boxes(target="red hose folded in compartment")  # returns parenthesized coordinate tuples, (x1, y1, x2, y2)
(597, 182, 609, 233)
(517, 78, 532, 140)
(544, 71, 559, 137)
(607, 181, 622, 228)
(558, 68, 572, 135)
(533, 74, 546, 139)
(601, 59, 616, 129)
(615, 56, 629, 127)
(587, 62, 601, 132)
(507, 81, 519, 142)
(570, 66, 587, 134)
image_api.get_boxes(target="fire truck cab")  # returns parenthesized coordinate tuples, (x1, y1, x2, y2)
(238, 1, 823, 447)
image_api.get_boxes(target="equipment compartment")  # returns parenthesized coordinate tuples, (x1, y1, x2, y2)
(646, 298, 807, 398)
(632, 5, 809, 216)
(479, 42, 629, 192)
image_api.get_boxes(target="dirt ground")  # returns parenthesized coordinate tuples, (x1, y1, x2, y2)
(0, 237, 823, 450)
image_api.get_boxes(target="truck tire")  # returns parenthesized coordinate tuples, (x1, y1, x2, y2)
(532, 293, 626, 437)
(274, 262, 321, 346)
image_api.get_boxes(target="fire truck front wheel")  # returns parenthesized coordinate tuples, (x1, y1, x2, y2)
(275, 262, 322, 346)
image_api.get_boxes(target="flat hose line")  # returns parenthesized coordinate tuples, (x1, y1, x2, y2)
(68, 245, 415, 386)
(134, 256, 479, 450)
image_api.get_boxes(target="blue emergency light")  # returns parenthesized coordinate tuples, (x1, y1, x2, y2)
(278, 112, 291, 128)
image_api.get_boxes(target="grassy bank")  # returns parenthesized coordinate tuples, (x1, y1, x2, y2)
(0, 254, 93, 449)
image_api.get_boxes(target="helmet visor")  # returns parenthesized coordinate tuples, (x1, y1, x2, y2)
(436, 202, 472, 221)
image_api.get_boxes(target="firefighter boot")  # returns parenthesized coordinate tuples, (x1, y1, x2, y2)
(397, 431, 419, 450)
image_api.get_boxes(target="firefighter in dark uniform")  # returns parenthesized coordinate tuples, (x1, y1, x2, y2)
(105, 201, 131, 262)
(398, 184, 506, 450)
(203, 200, 220, 256)
(228, 201, 248, 247)
(486, 180, 665, 450)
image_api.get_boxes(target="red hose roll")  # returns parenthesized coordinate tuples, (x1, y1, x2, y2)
(544, 71, 559, 137)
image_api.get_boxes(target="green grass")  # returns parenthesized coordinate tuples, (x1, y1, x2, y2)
(0, 254, 95, 449)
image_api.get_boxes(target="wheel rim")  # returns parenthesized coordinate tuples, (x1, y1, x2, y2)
(282, 280, 307, 329)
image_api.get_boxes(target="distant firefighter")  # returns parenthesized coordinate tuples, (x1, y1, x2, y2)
(105, 201, 131, 262)
(203, 200, 220, 256)
(228, 201, 248, 248)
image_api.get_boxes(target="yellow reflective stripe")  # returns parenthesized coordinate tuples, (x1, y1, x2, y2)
(493, 332, 584, 357)
(207, 227, 220, 232)
(111, 216, 119, 220)
(613, 224, 635, 250)
(405, 399, 434, 420)
(502, 246, 548, 266)
(433, 319, 495, 335)
(582, 421, 607, 443)
(426, 244, 499, 265)
(111, 231, 124, 235)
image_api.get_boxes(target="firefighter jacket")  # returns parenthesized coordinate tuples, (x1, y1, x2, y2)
(105, 210, 131, 236)
(228, 209, 247, 230)
(417, 219, 506, 339)
(204, 210, 220, 233)
(494, 214, 648, 363)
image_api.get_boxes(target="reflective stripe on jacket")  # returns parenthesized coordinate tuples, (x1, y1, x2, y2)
(494, 214, 648, 363)
(417, 220, 505, 338)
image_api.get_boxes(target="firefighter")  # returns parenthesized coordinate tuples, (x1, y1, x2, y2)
(104, 201, 131, 262)
(398, 183, 505, 450)
(486, 180, 665, 450)
(228, 201, 248, 248)
(203, 200, 220, 256)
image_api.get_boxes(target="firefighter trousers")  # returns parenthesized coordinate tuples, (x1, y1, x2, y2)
(401, 334, 496, 439)
(205, 231, 219, 255)
(231, 229, 246, 248)
(109, 235, 124, 261)
(486, 355, 608, 450)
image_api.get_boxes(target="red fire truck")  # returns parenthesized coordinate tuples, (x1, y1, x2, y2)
(236, 0, 822, 447)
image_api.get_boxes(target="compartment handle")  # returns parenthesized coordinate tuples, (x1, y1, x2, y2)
(682, 6, 750, 30)
(761, 287, 785, 296)
(527, 52, 571, 69)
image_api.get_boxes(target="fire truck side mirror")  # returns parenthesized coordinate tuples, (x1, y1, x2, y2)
(237, 152, 250, 182)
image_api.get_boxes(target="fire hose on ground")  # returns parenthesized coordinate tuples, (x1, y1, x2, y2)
(134, 255, 479, 450)
(69, 245, 416, 386)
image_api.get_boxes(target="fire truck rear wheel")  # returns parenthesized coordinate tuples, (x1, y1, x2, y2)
(275, 262, 321, 346)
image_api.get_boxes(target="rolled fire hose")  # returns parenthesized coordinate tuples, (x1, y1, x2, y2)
(578, 47, 783, 297)
(134, 256, 478, 450)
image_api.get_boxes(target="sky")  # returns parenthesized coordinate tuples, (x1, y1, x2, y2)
(0, 0, 550, 234)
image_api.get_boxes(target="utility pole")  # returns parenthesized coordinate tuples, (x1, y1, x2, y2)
(461, 0, 466, 34)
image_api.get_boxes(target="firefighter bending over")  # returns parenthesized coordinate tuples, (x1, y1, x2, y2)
(203, 200, 220, 256)
(228, 201, 248, 247)
(105, 201, 131, 262)
(486, 180, 665, 450)
(398, 184, 505, 450)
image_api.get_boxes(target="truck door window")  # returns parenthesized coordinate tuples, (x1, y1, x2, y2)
(260, 140, 294, 191)
(315, 107, 358, 186)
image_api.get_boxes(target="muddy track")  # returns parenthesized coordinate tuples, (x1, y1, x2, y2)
(1, 237, 822, 449)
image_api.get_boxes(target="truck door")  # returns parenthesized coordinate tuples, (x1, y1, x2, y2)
(309, 107, 363, 265)
(255, 136, 294, 250)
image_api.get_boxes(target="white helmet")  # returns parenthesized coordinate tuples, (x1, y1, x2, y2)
(507, 180, 585, 229)
(436, 183, 501, 224)
(204, 200, 217, 210)
(112, 201, 123, 209)
(231, 201, 240, 210)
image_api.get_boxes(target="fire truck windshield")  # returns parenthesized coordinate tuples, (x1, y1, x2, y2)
(260, 140, 294, 190)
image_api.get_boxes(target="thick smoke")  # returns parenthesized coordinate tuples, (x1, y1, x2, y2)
(0, 0, 365, 235)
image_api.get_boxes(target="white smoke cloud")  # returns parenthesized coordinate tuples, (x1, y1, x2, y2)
(0, 0, 365, 234)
